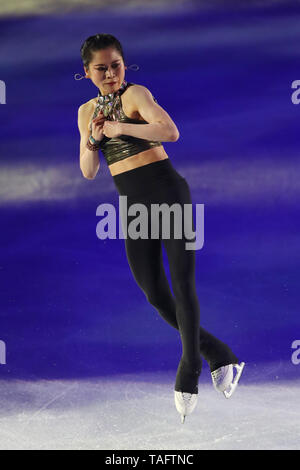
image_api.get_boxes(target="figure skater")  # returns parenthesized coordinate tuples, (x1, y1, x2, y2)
(76, 33, 245, 423)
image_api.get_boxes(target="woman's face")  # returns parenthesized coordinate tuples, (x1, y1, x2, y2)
(84, 47, 126, 95)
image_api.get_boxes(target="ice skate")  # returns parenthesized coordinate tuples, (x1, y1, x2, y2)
(174, 391, 198, 423)
(211, 362, 245, 398)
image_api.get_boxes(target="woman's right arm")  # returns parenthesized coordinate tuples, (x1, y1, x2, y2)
(78, 104, 101, 180)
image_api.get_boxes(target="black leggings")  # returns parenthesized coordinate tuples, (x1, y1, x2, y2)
(113, 158, 238, 394)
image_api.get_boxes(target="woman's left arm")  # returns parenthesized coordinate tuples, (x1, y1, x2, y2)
(103, 85, 180, 142)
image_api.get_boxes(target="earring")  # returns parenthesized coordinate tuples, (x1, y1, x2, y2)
(127, 64, 140, 71)
(74, 64, 139, 80)
(74, 73, 87, 80)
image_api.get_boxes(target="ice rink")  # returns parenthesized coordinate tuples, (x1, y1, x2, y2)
(1, 0, 300, 451)
(1, 361, 299, 450)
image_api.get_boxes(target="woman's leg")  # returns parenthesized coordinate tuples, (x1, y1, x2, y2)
(125, 233, 238, 373)
(124, 227, 200, 393)
(122, 183, 238, 393)
(161, 178, 239, 374)
(123, 209, 237, 392)
(162, 228, 202, 394)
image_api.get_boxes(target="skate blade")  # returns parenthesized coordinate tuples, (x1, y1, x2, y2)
(223, 362, 245, 399)
(181, 414, 186, 424)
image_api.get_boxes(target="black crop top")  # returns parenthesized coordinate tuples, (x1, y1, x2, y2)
(88, 82, 162, 166)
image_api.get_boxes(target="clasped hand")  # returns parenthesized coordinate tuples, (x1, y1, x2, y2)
(91, 110, 122, 140)
(102, 119, 122, 138)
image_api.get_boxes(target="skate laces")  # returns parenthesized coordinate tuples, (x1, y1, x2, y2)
(211, 368, 222, 380)
(211, 366, 228, 382)
(181, 392, 196, 404)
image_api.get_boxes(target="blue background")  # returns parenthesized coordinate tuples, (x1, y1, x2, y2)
(0, 1, 299, 381)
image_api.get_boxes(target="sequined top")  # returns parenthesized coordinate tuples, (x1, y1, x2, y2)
(89, 81, 162, 166)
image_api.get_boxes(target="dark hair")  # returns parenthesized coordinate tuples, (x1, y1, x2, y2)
(80, 33, 125, 69)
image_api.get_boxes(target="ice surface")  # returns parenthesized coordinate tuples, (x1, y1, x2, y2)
(0, 362, 299, 450)
(1, 0, 300, 452)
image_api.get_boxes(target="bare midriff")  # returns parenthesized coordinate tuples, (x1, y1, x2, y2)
(108, 146, 169, 176)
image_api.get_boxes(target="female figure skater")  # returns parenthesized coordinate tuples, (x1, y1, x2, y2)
(77, 34, 244, 423)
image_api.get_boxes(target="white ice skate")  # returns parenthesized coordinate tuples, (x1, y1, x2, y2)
(211, 362, 245, 398)
(174, 391, 198, 424)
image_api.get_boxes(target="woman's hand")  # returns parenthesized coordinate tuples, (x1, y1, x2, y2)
(102, 120, 122, 139)
(91, 111, 106, 142)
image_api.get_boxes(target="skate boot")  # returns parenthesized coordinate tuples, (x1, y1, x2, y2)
(211, 362, 245, 398)
(174, 391, 198, 424)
